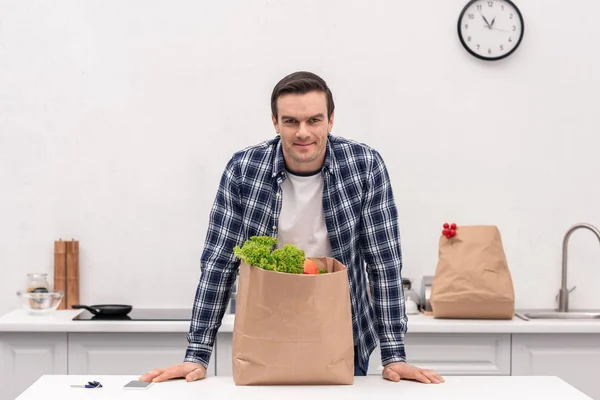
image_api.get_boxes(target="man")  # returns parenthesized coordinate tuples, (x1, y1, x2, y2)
(140, 71, 444, 384)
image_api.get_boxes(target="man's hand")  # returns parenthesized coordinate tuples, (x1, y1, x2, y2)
(383, 362, 445, 384)
(139, 362, 206, 383)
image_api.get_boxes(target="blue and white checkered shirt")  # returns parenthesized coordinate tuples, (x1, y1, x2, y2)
(184, 134, 407, 372)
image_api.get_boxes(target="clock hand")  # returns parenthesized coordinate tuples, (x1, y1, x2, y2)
(478, 11, 492, 28)
(481, 14, 492, 28)
(491, 17, 496, 27)
(491, 26, 510, 32)
(479, 11, 491, 28)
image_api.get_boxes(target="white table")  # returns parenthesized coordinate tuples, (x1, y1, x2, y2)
(15, 375, 593, 399)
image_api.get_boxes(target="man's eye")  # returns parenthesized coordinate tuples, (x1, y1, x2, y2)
(309, 118, 321, 123)
(284, 120, 297, 124)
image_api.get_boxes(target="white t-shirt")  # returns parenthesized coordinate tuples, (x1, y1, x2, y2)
(276, 170, 333, 258)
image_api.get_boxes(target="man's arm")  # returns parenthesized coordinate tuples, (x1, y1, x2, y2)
(184, 157, 244, 369)
(359, 150, 408, 366)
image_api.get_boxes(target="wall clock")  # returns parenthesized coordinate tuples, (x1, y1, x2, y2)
(457, 0, 524, 61)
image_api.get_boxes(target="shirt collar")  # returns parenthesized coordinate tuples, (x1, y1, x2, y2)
(271, 134, 336, 178)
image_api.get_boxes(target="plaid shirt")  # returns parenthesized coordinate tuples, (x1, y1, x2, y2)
(184, 134, 407, 372)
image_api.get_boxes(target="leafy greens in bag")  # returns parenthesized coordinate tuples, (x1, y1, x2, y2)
(233, 236, 327, 274)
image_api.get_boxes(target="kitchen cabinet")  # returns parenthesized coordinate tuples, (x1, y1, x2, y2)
(0, 333, 67, 400)
(215, 333, 233, 376)
(214, 332, 511, 377)
(67, 333, 216, 377)
(511, 333, 600, 400)
(369, 333, 511, 376)
(2, 326, 599, 400)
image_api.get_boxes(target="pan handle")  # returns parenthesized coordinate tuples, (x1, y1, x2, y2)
(71, 305, 100, 315)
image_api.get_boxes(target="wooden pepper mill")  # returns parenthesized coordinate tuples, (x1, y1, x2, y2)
(66, 239, 79, 309)
(53, 239, 79, 310)
(53, 240, 67, 310)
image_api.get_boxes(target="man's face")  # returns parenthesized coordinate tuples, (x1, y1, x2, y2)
(272, 91, 334, 173)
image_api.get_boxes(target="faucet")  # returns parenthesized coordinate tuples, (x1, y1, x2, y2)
(557, 223, 600, 312)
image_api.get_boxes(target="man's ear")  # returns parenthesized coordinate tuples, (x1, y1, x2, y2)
(272, 115, 280, 134)
(328, 112, 335, 133)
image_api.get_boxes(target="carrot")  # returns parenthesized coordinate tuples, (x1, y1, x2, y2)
(303, 259, 319, 275)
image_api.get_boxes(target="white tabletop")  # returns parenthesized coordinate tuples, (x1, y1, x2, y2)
(15, 375, 592, 400)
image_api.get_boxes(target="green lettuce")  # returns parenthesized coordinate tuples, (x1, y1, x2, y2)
(233, 236, 306, 274)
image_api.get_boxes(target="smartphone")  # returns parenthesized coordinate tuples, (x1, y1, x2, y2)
(123, 380, 154, 390)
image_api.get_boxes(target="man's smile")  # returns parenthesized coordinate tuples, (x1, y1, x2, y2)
(294, 142, 314, 147)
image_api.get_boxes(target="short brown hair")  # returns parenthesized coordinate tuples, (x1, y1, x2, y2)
(270, 71, 335, 121)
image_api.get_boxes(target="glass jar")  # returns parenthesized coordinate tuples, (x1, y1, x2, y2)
(26, 273, 50, 293)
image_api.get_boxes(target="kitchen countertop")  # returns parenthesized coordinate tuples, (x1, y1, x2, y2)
(2, 308, 600, 333)
(15, 375, 593, 399)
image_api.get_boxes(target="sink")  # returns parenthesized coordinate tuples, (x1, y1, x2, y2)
(517, 223, 600, 322)
(520, 311, 600, 320)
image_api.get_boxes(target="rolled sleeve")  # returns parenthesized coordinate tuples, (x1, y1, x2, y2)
(184, 157, 244, 368)
(360, 150, 408, 365)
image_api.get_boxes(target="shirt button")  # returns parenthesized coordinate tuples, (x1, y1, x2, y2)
(272, 225, 276, 230)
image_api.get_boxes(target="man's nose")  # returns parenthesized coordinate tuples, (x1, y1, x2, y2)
(297, 122, 310, 137)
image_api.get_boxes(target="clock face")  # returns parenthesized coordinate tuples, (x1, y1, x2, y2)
(458, 0, 524, 61)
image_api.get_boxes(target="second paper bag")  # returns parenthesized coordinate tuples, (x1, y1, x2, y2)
(430, 225, 515, 319)
(231, 257, 354, 385)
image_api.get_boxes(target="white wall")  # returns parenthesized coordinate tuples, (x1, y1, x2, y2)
(1, 0, 599, 316)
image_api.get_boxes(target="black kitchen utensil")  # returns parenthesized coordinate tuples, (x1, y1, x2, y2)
(72, 304, 132, 317)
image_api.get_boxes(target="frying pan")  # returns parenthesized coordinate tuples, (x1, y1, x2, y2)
(72, 304, 132, 317)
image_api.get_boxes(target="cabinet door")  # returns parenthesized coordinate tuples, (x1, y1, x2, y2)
(216, 332, 510, 377)
(512, 333, 600, 400)
(68, 333, 215, 377)
(368, 333, 511, 376)
(0, 333, 67, 400)
(215, 332, 233, 376)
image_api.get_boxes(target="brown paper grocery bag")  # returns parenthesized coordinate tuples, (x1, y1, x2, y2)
(231, 257, 354, 385)
(430, 225, 515, 319)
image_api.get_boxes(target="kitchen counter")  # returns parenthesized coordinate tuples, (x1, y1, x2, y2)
(2, 308, 600, 333)
(3, 309, 600, 400)
(0, 309, 233, 333)
(15, 375, 593, 399)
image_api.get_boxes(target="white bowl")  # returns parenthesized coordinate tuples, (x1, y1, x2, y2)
(16, 290, 64, 315)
